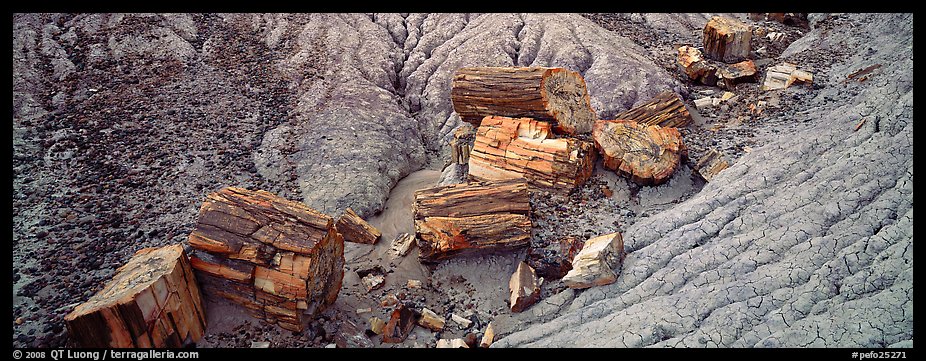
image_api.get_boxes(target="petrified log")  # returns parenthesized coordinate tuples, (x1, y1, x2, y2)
(65, 244, 206, 348)
(451, 67, 598, 135)
(694, 148, 730, 182)
(614, 91, 693, 128)
(677, 46, 719, 85)
(592, 120, 688, 186)
(703, 16, 752, 63)
(413, 179, 532, 263)
(468, 116, 596, 193)
(382, 305, 419, 343)
(336, 207, 381, 245)
(508, 262, 541, 313)
(187, 186, 344, 332)
(562, 233, 626, 289)
(527, 236, 584, 280)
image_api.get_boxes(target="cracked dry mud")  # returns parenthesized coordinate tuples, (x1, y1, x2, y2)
(12, 13, 912, 348)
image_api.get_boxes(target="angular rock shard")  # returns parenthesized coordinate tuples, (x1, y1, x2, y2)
(414, 179, 532, 263)
(64, 245, 206, 348)
(592, 120, 688, 186)
(717, 60, 758, 89)
(382, 305, 419, 343)
(468, 116, 596, 193)
(388, 233, 416, 258)
(451, 67, 598, 135)
(417, 308, 446, 332)
(187, 186, 345, 332)
(703, 16, 752, 63)
(334, 319, 374, 348)
(562, 233, 626, 289)
(336, 207, 381, 245)
(480, 322, 495, 348)
(694, 148, 731, 182)
(509, 262, 541, 313)
(527, 236, 585, 280)
(613, 91, 693, 128)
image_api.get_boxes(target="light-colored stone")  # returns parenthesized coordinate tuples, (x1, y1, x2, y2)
(369, 317, 386, 335)
(250, 341, 270, 348)
(480, 322, 495, 348)
(508, 261, 541, 313)
(451, 313, 473, 329)
(417, 308, 446, 332)
(389, 233, 416, 258)
(361, 274, 385, 292)
(407, 279, 422, 289)
(436, 338, 470, 348)
(762, 63, 814, 91)
(562, 233, 625, 289)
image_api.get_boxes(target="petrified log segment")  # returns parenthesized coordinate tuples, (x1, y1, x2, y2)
(592, 120, 688, 186)
(703, 16, 752, 63)
(451, 67, 598, 135)
(527, 236, 584, 279)
(382, 305, 419, 343)
(509, 262, 541, 313)
(613, 92, 693, 128)
(188, 187, 344, 332)
(695, 148, 730, 182)
(468, 116, 596, 192)
(562, 233, 626, 289)
(717, 60, 758, 89)
(678, 46, 719, 85)
(450, 123, 476, 165)
(64, 244, 206, 348)
(414, 179, 531, 263)
(336, 207, 381, 245)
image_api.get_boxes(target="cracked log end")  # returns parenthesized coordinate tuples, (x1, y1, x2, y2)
(413, 179, 531, 263)
(468, 116, 596, 193)
(703, 16, 752, 63)
(336, 207, 382, 245)
(451, 67, 597, 135)
(64, 244, 206, 348)
(509, 261, 541, 313)
(563, 232, 625, 289)
(187, 186, 344, 332)
(592, 119, 687, 186)
(615, 91, 693, 128)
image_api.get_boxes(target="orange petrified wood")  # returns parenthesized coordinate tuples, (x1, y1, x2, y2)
(592, 119, 688, 186)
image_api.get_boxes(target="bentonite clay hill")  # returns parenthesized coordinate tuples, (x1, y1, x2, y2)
(12, 13, 912, 349)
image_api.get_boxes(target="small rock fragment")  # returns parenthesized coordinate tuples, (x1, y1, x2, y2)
(450, 313, 472, 329)
(694, 148, 731, 182)
(508, 261, 541, 313)
(406, 279, 422, 289)
(480, 322, 495, 348)
(389, 233, 416, 258)
(762, 63, 814, 91)
(382, 305, 419, 343)
(250, 341, 270, 348)
(362, 274, 385, 292)
(380, 294, 399, 308)
(335, 319, 374, 348)
(368, 317, 386, 335)
(436, 338, 470, 348)
(356, 307, 372, 315)
(417, 308, 446, 332)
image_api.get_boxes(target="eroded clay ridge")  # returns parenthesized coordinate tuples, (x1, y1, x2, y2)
(492, 13, 913, 347)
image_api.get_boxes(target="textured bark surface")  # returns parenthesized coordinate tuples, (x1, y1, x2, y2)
(468, 116, 596, 193)
(613, 91, 693, 128)
(414, 179, 531, 263)
(187, 187, 344, 332)
(703, 16, 752, 63)
(335, 207, 382, 245)
(451, 67, 597, 135)
(592, 120, 688, 186)
(64, 245, 206, 348)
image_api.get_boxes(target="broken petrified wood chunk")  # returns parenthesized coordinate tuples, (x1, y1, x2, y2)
(563, 233, 626, 289)
(334, 319, 374, 348)
(508, 261, 541, 313)
(389, 233, 416, 258)
(414, 179, 532, 263)
(450, 122, 476, 165)
(451, 67, 598, 135)
(614, 91, 693, 128)
(717, 60, 758, 89)
(677, 46, 718, 85)
(703, 16, 752, 63)
(468, 116, 596, 193)
(761, 63, 814, 91)
(527, 236, 584, 279)
(336, 207, 381, 245)
(695, 148, 731, 182)
(436, 339, 470, 348)
(382, 305, 419, 343)
(592, 120, 688, 186)
(480, 322, 495, 348)
(64, 244, 206, 348)
(368, 316, 386, 335)
(417, 308, 446, 332)
(187, 186, 345, 332)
